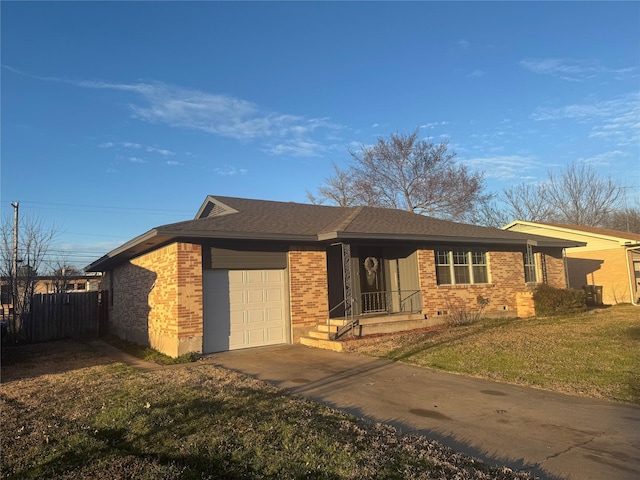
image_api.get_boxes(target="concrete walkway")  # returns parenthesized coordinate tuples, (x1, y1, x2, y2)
(203, 344, 640, 480)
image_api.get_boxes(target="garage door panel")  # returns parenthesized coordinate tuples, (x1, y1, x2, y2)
(265, 288, 282, 302)
(245, 270, 264, 284)
(266, 308, 283, 321)
(247, 309, 266, 323)
(267, 328, 285, 341)
(247, 289, 265, 303)
(230, 311, 245, 325)
(228, 270, 245, 283)
(204, 269, 288, 353)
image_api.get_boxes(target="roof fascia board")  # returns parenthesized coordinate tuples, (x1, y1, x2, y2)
(157, 229, 316, 242)
(504, 220, 636, 245)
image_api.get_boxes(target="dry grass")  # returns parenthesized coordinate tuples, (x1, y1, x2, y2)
(343, 304, 640, 404)
(1, 340, 536, 479)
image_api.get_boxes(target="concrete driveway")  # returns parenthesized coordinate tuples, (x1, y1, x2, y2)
(205, 344, 640, 480)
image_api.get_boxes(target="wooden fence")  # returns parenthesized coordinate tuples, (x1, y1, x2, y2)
(13, 291, 109, 342)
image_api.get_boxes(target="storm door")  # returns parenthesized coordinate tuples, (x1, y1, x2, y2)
(359, 249, 386, 313)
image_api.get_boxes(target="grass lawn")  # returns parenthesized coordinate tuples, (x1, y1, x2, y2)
(344, 304, 640, 404)
(1, 340, 534, 480)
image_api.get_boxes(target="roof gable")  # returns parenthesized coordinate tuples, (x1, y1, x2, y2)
(195, 196, 239, 219)
(503, 220, 640, 246)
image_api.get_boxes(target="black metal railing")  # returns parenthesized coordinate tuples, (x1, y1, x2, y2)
(328, 290, 422, 340)
(360, 290, 422, 315)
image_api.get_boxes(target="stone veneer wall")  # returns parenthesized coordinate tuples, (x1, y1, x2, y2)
(109, 242, 203, 357)
(288, 246, 328, 341)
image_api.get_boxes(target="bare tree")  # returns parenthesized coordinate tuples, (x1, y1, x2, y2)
(545, 162, 623, 226)
(310, 131, 486, 220)
(475, 162, 625, 228)
(601, 204, 640, 234)
(49, 257, 82, 293)
(0, 213, 58, 339)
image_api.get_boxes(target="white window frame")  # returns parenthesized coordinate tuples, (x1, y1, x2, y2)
(435, 250, 489, 285)
(524, 246, 538, 284)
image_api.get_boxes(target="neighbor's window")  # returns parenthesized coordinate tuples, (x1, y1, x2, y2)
(435, 250, 489, 285)
(524, 250, 537, 283)
(1, 284, 11, 304)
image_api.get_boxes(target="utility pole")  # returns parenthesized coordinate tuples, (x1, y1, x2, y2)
(11, 201, 19, 307)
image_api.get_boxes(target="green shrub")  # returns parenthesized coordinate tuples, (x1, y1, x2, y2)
(532, 284, 586, 316)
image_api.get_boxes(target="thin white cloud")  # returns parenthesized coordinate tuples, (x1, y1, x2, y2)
(519, 58, 638, 82)
(460, 155, 542, 180)
(579, 150, 626, 167)
(4, 66, 343, 158)
(267, 139, 326, 157)
(532, 92, 640, 147)
(468, 69, 485, 78)
(99, 141, 176, 156)
(457, 39, 470, 49)
(213, 165, 247, 176)
(166, 160, 183, 166)
(83, 79, 342, 155)
(419, 121, 449, 129)
(128, 156, 146, 163)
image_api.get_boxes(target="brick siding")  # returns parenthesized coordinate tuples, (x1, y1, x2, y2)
(417, 248, 567, 319)
(108, 242, 202, 357)
(288, 246, 328, 340)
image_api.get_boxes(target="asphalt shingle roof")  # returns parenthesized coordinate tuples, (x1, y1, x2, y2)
(86, 196, 580, 271)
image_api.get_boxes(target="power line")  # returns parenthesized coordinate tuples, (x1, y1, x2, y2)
(1, 200, 193, 215)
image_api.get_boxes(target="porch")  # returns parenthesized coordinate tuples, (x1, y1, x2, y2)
(299, 288, 431, 351)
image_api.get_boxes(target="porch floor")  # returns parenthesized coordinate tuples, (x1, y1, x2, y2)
(300, 312, 436, 352)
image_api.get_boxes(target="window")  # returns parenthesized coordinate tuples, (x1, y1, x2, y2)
(524, 249, 537, 283)
(435, 250, 489, 285)
(1, 284, 11, 304)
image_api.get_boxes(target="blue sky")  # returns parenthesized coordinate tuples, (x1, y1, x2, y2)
(2, 1, 639, 269)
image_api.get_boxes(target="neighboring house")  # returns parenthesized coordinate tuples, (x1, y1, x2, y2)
(503, 221, 640, 306)
(0, 273, 102, 316)
(86, 196, 580, 357)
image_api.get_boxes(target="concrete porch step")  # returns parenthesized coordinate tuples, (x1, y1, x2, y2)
(299, 335, 344, 352)
(307, 329, 331, 340)
(350, 318, 429, 336)
(302, 315, 433, 352)
(319, 313, 425, 333)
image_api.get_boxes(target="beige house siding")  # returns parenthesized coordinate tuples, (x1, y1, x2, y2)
(288, 246, 329, 341)
(504, 221, 639, 305)
(108, 242, 203, 357)
(566, 249, 631, 304)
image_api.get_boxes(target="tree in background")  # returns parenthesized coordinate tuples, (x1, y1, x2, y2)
(0, 213, 58, 339)
(545, 162, 623, 226)
(601, 204, 640, 234)
(309, 131, 486, 221)
(50, 259, 83, 293)
(473, 162, 627, 229)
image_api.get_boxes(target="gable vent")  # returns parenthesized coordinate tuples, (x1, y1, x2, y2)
(208, 202, 228, 217)
(196, 198, 239, 219)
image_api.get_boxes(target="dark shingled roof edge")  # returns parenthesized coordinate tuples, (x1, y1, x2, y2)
(86, 196, 583, 272)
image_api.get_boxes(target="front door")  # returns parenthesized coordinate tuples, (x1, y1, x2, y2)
(359, 249, 385, 313)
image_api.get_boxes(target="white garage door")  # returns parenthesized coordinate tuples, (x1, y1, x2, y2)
(203, 269, 288, 353)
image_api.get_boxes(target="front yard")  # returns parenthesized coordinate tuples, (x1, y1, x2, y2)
(1, 340, 533, 480)
(344, 304, 640, 404)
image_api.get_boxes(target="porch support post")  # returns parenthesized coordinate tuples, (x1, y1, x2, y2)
(342, 243, 353, 317)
